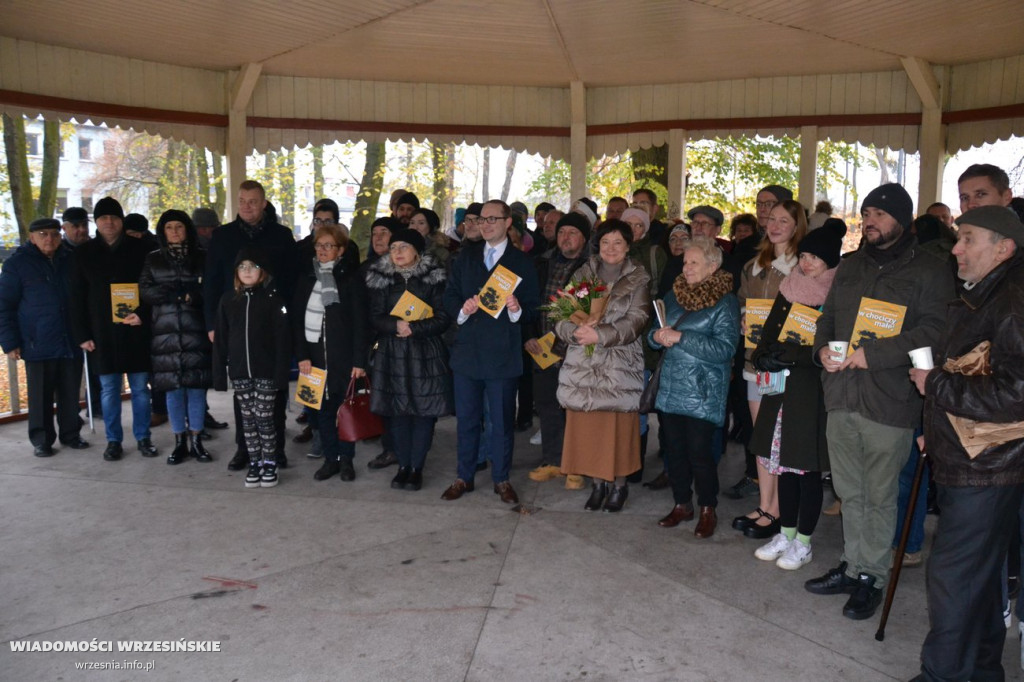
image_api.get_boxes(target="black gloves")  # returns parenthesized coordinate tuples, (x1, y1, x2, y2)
(752, 342, 795, 373)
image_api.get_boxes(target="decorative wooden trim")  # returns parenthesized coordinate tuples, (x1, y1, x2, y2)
(2, 88, 1024, 139)
(0, 89, 227, 127)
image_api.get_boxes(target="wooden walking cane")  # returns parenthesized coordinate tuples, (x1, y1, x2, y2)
(876, 446, 927, 642)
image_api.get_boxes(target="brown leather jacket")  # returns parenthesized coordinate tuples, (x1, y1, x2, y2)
(925, 251, 1024, 486)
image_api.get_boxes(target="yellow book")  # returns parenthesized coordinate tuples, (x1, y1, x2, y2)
(848, 296, 908, 355)
(478, 264, 522, 319)
(110, 283, 139, 322)
(778, 303, 822, 346)
(528, 332, 562, 370)
(295, 367, 327, 409)
(744, 298, 773, 349)
(389, 290, 433, 320)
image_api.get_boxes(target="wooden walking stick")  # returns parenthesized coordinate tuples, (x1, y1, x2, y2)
(876, 447, 927, 641)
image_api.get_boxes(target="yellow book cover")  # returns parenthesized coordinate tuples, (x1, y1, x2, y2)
(528, 332, 562, 370)
(778, 303, 822, 346)
(295, 367, 327, 409)
(744, 298, 773, 349)
(478, 264, 522, 319)
(848, 296, 908, 354)
(389, 290, 433, 321)
(110, 283, 139, 322)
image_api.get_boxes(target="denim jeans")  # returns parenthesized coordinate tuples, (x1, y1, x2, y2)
(99, 372, 151, 443)
(165, 387, 207, 434)
(894, 428, 928, 554)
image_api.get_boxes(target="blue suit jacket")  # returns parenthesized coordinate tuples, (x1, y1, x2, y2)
(443, 238, 540, 380)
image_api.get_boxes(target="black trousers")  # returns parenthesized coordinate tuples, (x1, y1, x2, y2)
(920, 483, 1024, 682)
(26, 358, 82, 447)
(660, 412, 719, 507)
(533, 364, 564, 466)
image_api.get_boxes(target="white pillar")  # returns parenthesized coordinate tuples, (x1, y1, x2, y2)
(666, 128, 688, 219)
(569, 80, 587, 201)
(901, 57, 945, 211)
(799, 125, 818, 208)
(225, 63, 262, 218)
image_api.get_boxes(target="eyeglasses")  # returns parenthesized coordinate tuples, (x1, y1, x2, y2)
(312, 218, 337, 227)
(479, 216, 507, 225)
(314, 243, 339, 251)
(755, 201, 777, 209)
(463, 217, 480, 224)
(236, 263, 261, 272)
(690, 219, 717, 229)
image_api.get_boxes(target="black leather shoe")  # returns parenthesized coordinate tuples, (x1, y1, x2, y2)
(584, 481, 608, 511)
(367, 450, 397, 469)
(103, 442, 123, 461)
(197, 429, 213, 441)
(204, 411, 229, 429)
(33, 444, 55, 457)
(190, 432, 213, 462)
(743, 513, 780, 539)
(63, 437, 90, 450)
(391, 467, 411, 489)
(314, 460, 341, 481)
(227, 449, 248, 471)
(603, 484, 629, 512)
(339, 458, 356, 481)
(732, 508, 767, 531)
(805, 561, 859, 595)
(723, 476, 759, 500)
(843, 574, 882, 620)
(642, 471, 669, 490)
(137, 438, 159, 457)
(404, 469, 423, 491)
(514, 419, 533, 433)
(292, 425, 314, 443)
(275, 450, 288, 469)
(475, 460, 489, 472)
(167, 433, 190, 465)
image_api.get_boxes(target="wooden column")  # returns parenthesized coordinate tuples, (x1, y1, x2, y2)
(226, 63, 262, 218)
(666, 128, 688, 219)
(799, 125, 818, 208)
(902, 57, 946, 210)
(569, 80, 587, 201)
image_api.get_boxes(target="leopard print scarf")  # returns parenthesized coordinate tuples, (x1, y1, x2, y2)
(672, 269, 733, 311)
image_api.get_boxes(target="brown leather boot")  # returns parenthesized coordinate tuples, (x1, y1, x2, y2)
(694, 506, 717, 538)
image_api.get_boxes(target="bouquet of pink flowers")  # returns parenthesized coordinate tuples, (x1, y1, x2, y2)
(541, 276, 609, 356)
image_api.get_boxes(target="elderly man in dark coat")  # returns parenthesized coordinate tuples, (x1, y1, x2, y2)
(70, 197, 157, 461)
(0, 218, 89, 456)
(912, 206, 1024, 681)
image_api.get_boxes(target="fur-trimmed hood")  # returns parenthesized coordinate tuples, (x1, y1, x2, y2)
(365, 252, 446, 290)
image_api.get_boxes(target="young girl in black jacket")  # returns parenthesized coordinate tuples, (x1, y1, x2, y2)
(213, 247, 291, 488)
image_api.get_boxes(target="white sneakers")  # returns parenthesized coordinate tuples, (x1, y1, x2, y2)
(777, 539, 812, 570)
(754, 533, 791, 561)
(529, 429, 542, 445)
(754, 533, 812, 570)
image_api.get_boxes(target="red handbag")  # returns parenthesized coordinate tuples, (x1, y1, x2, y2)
(336, 376, 384, 442)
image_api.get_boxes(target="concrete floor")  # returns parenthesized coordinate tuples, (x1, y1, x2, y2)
(0, 390, 1019, 681)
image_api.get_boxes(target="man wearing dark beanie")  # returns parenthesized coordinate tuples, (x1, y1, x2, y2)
(524, 211, 590, 486)
(69, 197, 158, 461)
(805, 182, 955, 621)
(394, 192, 420, 225)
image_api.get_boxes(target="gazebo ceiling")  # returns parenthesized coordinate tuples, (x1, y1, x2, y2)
(4, 0, 1024, 87)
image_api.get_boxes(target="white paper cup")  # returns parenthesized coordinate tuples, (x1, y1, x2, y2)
(908, 347, 934, 370)
(828, 341, 849, 361)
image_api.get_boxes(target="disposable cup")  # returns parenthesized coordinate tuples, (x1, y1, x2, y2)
(908, 346, 934, 370)
(828, 341, 849, 361)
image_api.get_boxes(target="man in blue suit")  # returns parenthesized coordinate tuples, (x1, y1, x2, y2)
(442, 200, 541, 505)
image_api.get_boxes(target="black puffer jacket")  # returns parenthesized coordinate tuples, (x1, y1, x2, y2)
(925, 251, 1024, 486)
(364, 253, 453, 417)
(212, 283, 291, 391)
(139, 222, 211, 391)
(292, 256, 370, 398)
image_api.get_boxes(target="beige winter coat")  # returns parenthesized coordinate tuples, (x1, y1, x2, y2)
(555, 256, 651, 413)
